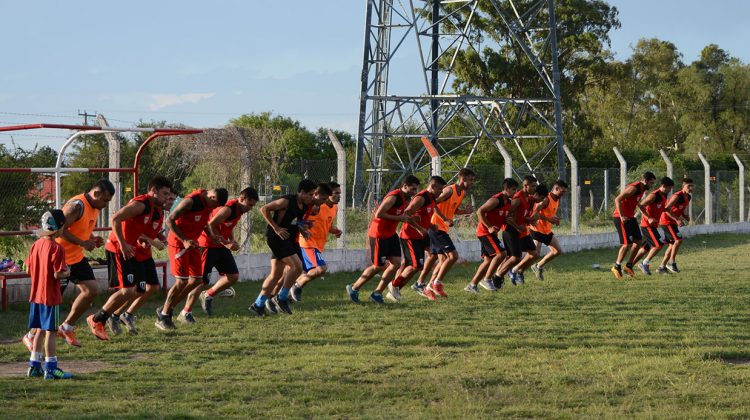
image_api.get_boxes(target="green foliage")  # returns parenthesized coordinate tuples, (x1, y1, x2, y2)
(0, 144, 57, 230)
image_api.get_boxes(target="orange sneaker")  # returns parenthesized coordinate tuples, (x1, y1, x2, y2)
(22, 333, 34, 352)
(423, 287, 437, 301)
(623, 266, 636, 278)
(611, 266, 623, 279)
(57, 326, 81, 347)
(432, 282, 448, 298)
(86, 315, 109, 341)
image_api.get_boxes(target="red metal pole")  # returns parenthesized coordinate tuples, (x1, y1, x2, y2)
(132, 130, 202, 193)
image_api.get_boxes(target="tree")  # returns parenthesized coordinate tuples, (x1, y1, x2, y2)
(0, 144, 57, 230)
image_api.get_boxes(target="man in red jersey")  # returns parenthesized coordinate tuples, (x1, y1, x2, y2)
(632, 177, 674, 275)
(658, 178, 694, 273)
(385, 175, 447, 302)
(529, 180, 569, 281)
(495, 175, 539, 285)
(507, 183, 548, 285)
(155, 187, 228, 330)
(189, 187, 259, 316)
(611, 172, 656, 279)
(465, 177, 518, 293)
(346, 175, 420, 304)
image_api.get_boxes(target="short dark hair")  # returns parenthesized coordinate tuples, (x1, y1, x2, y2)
(213, 188, 229, 206)
(92, 179, 115, 196)
(643, 171, 656, 181)
(239, 187, 259, 201)
(683, 177, 694, 184)
(316, 182, 333, 196)
(523, 175, 538, 184)
(554, 179, 569, 189)
(502, 178, 519, 189)
(535, 184, 549, 197)
(403, 175, 420, 186)
(328, 181, 341, 190)
(458, 168, 476, 178)
(148, 176, 172, 192)
(298, 179, 317, 193)
(661, 176, 675, 187)
(429, 175, 447, 186)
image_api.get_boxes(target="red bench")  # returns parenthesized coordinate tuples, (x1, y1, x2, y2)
(1, 261, 168, 311)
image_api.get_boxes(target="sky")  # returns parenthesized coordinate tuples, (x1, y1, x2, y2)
(1, 0, 748, 150)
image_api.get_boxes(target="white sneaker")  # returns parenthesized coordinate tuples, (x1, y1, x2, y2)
(385, 292, 399, 302)
(479, 278, 497, 292)
(464, 284, 479, 294)
(387, 283, 402, 302)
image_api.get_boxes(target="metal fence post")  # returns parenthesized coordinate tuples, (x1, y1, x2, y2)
(98, 115, 121, 224)
(734, 154, 745, 222)
(698, 152, 712, 224)
(603, 169, 609, 212)
(563, 145, 578, 234)
(420, 136, 441, 176)
(613, 147, 627, 193)
(328, 130, 347, 248)
(494, 140, 513, 179)
(659, 149, 673, 180)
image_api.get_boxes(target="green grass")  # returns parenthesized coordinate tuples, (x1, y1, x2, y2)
(1, 233, 749, 418)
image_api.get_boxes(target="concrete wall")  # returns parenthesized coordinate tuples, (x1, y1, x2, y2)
(4, 222, 749, 305)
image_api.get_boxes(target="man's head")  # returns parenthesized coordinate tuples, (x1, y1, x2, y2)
(298, 179, 318, 206)
(681, 177, 695, 194)
(502, 177, 519, 196)
(642, 171, 657, 190)
(88, 179, 115, 209)
(457, 168, 476, 190)
(327, 181, 342, 205)
(532, 184, 549, 203)
(427, 176, 447, 197)
(164, 189, 177, 210)
(147, 176, 173, 207)
(552, 179, 568, 198)
(658, 176, 675, 194)
(238, 187, 260, 212)
(313, 182, 333, 206)
(401, 175, 420, 196)
(206, 188, 229, 209)
(36, 209, 66, 238)
(522, 175, 538, 195)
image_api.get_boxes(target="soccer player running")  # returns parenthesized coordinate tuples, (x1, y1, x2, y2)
(507, 183, 548, 284)
(633, 177, 674, 275)
(155, 187, 228, 330)
(194, 187, 259, 315)
(54, 179, 114, 347)
(289, 182, 342, 303)
(86, 176, 173, 340)
(386, 175, 447, 302)
(248, 180, 323, 316)
(346, 176, 420, 304)
(421, 168, 476, 300)
(658, 178, 694, 273)
(611, 171, 657, 279)
(495, 175, 538, 285)
(465, 177, 518, 293)
(530, 180, 569, 280)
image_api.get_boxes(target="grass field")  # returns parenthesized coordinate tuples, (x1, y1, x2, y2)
(1, 233, 749, 418)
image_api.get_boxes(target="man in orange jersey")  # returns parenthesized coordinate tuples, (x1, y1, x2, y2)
(346, 176, 420, 304)
(632, 177, 674, 275)
(507, 183, 548, 284)
(611, 172, 656, 279)
(496, 175, 538, 285)
(465, 177, 518, 293)
(192, 187, 259, 315)
(54, 179, 114, 347)
(529, 180, 568, 281)
(86, 176, 172, 341)
(289, 182, 342, 303)
(155, 187, 228, 330)
(420, 168, 475, 300)
(658, 178, 694, 273)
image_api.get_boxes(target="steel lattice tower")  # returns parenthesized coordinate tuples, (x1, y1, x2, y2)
(353, 0, 565, 205)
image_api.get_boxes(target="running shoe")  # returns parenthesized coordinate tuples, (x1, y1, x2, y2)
(22, 333, 34, 352)
(531, 264, 544, 281)
(638, 262, 652, 275)
(623, 265, 636, 277)
(509, 270, 519, 286)
(290, 284, 303, 303)
(265, 298, 279, 314)
(369, 292, 385, 304)
(668, 262, 680, 273)
(57, 326, 81, 347)
(177, 311, 197, 324)
(248, 303, 266, 317)
(106, 316, 123, 336)
(464, 283, 479, 294)
(516, 271, 525, 285)
(611, 265, 623, 279)
(423, 286, 437, 301)
(86, 315, 109, 341)
(44, 367, 73, 380)
(479, 279, 497, 292)
(346, 284, 360, 303)
(273, 296, 293, 314)
(656, 266, 669, 275)
(199, 290, 213, 315)
(411, 282, 426, 297)
(432, 282, 448, 297)
(119, 312, 138, 335)
(27, 365, 44, 378)
(154, 308, 176, 330)
(492, 275, 505, 289)
(387, 282, 401, 302)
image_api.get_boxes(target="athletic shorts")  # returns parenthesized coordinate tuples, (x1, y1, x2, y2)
(168, 244, 203, 279)
(614, 217, 642, 245)
(68, 257, 95, 284)
(135, 257, 159, 293)
(661, 224, 682, 244)
(107, 250, 137, 289)
(369, 235, 400, 267)
(28, 303, 59, 332)
(640, 226, 663, 250)
(300, 247, 326, 272)
(478, 234, 504, 258)
(400, 238, 428, 269)
(201, 247, 239, 284)
(428, 229, 456, 254)
(266, 235, 300, 260)
(502, 227, 535, 258)
(530, 231, 554, 246)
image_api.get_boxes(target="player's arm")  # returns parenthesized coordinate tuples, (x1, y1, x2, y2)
(661, 194, 681, 224)
(477, 197, 501, 234)
(403, 195, 427, 235)
(374, 195, 409, 222)
(505, 198, 525, 232)
(261, 197, 290, 239)
(52, 247, 70, 279)
(167, 197, 199, 248)
(614, 185, 637, 221)
(638, 192, 657, 225)
(205, 206, 232, 245)
(110, 201, 146, 259)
